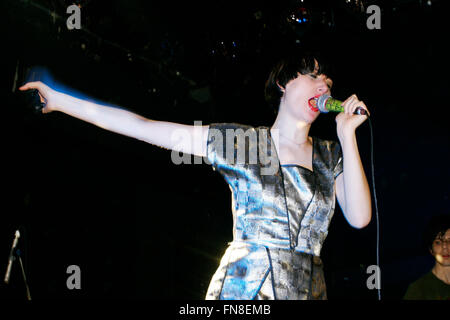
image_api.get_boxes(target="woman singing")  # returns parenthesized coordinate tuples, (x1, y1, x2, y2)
(20, 51, 371, 300)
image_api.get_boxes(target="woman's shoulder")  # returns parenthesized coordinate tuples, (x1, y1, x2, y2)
(208, 123, 268, 143)
(313, 136, 342, 156)
(312, 137, 342, 173)
(313, 136, 340, 147)
(208, 122, 255, 131)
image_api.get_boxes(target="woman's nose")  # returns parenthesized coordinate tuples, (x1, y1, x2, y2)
(314, 74, 329, 94)
(317, 80, 328, 95)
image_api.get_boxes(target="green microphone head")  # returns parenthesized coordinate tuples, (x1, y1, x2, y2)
(317, 94, 344, 113)
(317, 94, 368, 115)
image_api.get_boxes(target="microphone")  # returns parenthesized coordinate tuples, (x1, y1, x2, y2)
(4, 230, 20, 284)
(313, 94, 368, 115)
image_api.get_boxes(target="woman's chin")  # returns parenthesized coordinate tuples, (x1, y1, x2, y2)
(306, 106, 320, 122)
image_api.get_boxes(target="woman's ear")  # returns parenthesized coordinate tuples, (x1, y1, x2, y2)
(276, 81, 285, 93)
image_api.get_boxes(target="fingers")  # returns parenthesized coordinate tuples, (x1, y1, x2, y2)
(341, 94, 370, 116)
(18, 82, 35, 91)
(341, 94, 357, 115)
(335, 111, 345, 123)
(19, 81, 44, 91)
(19, 81, 48, 104)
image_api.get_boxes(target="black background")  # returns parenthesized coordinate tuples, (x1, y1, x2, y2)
(0, 0, 448, 300)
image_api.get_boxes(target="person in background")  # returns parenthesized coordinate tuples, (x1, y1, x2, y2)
(404, 214, 450, 300)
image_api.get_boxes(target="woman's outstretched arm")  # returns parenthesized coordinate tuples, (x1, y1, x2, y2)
(19, 81, 209, 157)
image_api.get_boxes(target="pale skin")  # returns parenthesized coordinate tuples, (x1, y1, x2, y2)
(271, 68, 372, 228)
(19, 66, 371, 229)
(430, 229, 450, 284)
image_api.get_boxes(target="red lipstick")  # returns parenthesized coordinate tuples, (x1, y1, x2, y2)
(308, 95, 320, 112)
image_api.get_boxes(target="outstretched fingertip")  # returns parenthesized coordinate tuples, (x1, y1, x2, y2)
(19, 83, 31, 90)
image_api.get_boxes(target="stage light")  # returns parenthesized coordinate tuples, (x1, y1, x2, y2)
(288, 7, 310, 25)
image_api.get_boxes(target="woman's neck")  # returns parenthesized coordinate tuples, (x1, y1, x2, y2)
(271, 109, 311, 146)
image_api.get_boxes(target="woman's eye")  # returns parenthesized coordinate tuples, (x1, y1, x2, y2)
(309, 74, 317, 79)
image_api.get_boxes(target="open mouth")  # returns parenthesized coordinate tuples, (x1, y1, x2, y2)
(308, 95, 320, 112)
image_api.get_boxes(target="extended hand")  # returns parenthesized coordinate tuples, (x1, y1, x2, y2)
(19, 81, 56, 114)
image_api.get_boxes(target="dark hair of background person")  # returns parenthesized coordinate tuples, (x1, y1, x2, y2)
(422, 214, 450, 252)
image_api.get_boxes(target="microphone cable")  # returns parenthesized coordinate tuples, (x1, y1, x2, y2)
(367, 116, 381, 300)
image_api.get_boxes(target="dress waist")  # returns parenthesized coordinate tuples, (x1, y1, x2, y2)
(228, 239, 316, 255)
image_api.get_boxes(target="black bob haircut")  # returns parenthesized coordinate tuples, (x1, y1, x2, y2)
(264, 50, 334, 113)
(423, 214, 450, 251)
